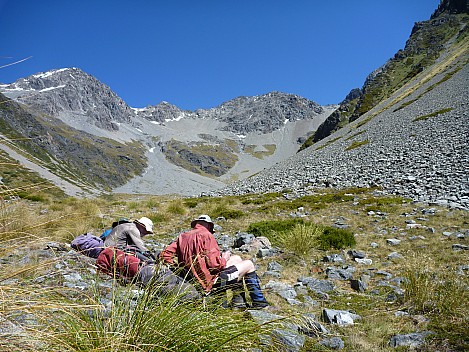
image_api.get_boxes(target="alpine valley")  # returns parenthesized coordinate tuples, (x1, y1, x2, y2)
(0, 0, 468, 209)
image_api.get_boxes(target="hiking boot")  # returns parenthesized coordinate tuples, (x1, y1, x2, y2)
(231, 292, 247, 309)
(250, 300, 269, 309)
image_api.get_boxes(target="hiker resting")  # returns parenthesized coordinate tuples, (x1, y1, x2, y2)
(161, 214, 269, 309)
(104, 217, 155, 262)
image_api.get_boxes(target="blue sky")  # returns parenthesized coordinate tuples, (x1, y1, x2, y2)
(0, 0, 440, 110)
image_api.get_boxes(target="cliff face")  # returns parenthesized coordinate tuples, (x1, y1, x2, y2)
(300, 1, 469, 149)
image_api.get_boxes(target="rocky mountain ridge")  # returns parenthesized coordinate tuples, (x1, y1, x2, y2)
(1, 69, 328, 136)
(0, 69, 334, 195)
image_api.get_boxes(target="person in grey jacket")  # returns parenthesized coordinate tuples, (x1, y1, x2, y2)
(104, 217, 154, 259)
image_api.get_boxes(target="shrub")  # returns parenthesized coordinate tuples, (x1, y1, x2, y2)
(276, 223, 323, 258)
(317, 226, 356, 250)
(183, 198, 199, 208)
(345, 139, 369, 151)
(211, 205, 244, 219)
(247, 219, 306, 243)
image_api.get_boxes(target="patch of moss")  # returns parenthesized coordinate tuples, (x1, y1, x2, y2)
(314, 137, 342, 151)
(258, 192, 355, 213)
(239, 192, 283, 205)
(345, 130, 366, 141)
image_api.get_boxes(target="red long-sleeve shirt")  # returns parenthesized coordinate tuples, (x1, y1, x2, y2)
(161, 224, 226, 292)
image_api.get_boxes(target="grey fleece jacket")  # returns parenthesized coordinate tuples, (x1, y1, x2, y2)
(104, 222, 148, 252)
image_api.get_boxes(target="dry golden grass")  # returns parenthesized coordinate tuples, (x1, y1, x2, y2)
(0, 187, 467, 351)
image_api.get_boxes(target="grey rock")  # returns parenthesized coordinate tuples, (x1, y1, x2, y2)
(386, 238, 401, 246)
(325, 266, 356, 280)
(263, 271, 282, 279)
(348, 250, 366, 259)
(323, 254, 345, 263)
(355, 258, 373, 265)
(299, 313, 330, 337)
(322, 308, 361, 326)
(267, 261, 283, 272)
(298, 277, 335, 293)
(265, 281, 298, 302)
(271, 329, 305, 352)
(389, 331, 433, 348)
(350, 279, 367, 292)
(319, 337, 345, 350)
(452, 244, 469, 251)
(388, 252, 403, 260)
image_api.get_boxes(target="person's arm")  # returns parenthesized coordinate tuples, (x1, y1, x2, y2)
(161, 240, 178, 266)
(127, 227, 149, 252)
(204, 235, 226, 272)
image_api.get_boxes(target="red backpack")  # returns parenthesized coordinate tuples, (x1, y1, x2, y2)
(96, 247, 141, 282)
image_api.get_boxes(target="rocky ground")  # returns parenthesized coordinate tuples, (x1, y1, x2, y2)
(2, 198, 467, 351)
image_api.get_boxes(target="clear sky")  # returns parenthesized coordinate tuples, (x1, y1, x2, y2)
(0, 0, 440, 110)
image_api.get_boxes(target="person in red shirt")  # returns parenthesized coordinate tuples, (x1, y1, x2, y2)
(161, 215, 268, 308)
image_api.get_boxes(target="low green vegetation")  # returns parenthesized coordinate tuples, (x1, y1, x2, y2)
(345, 130, 366, 141)
(163, 139, 238, 176)
(244, 144, 277, 159)
(314, 136, 342, 151)
(413, 107, 454, 121)
(345, 139, 369, 151)
(247, 218, 355, 251)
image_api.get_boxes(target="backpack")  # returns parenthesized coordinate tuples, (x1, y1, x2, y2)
(96, 247, 141, 283)
(71, 233, 104, 258)
(99, 218, 131, 240)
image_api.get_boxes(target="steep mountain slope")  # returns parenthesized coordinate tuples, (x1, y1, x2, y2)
(0, 93, 147, 193)
(0, 69, 334, 195)
(218, 27, 469, 209)
(299, 0, 469, 150)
